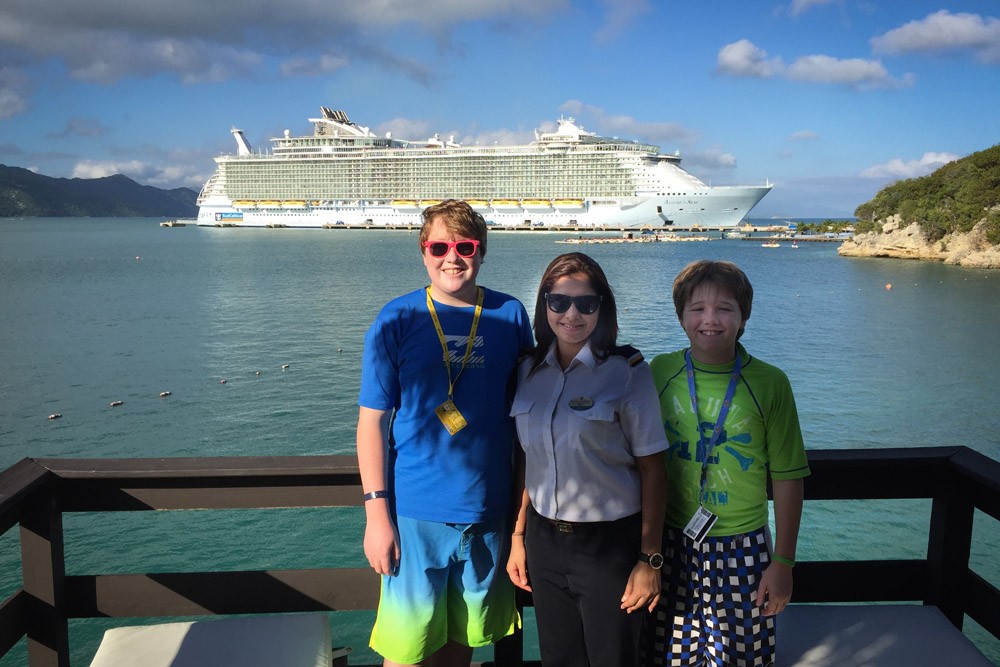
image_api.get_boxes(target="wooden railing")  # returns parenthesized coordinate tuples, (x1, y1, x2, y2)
(0, 446, 997, 666)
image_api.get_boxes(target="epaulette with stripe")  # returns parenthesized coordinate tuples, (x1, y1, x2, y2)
(612, 344, 644, 366)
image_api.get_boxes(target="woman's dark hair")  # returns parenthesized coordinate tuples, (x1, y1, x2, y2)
(530, 252, 618, 369)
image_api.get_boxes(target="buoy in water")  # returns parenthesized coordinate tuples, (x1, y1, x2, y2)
(885, 283, 893, 290)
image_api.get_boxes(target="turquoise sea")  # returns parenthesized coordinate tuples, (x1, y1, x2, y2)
(1, 218, 998, 664)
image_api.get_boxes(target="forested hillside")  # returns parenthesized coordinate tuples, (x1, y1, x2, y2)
(0, 164, 198, 217)
(854, 144, 1000, 244)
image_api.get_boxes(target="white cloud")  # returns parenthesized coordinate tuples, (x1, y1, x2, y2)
(463, 128, 536, 147)
(0, 143, 25, 156)
(72, 160, 146, 179)
(785, 54, 911, 89)
(789, 130, 818, 142)
(683, 149, 738, 172)
(559, 100, 698, 146)
(788, 0, 837, 18)
(375, 118, 434, 142)
(281, 54, 349, 77)
(872, 10, 1000, 64)
(859, 152, 960, 179)
(717, 40, 783, 78)
(333, 0, 567, 27)
(594, 0, 652, 43)
(0, 67, 29, 120)
(0, 0, 568, 85)
(71, 158, 208, 189)
(718, 40, 912, 89)
(47, 118, 109, 139)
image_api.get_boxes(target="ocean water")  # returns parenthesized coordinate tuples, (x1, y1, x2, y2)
(1, 218, 998, 664)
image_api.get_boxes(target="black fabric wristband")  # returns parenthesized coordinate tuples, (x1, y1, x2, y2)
(363, 490, 389, 501)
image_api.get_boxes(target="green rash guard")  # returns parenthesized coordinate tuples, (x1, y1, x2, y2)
(650, 344, 810, 537)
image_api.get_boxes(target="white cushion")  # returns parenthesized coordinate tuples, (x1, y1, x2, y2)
(90, 613, 332, 667)
(777, 604, 992, 666)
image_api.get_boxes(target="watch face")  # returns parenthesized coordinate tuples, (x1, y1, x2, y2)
(648, 553, 665, 569)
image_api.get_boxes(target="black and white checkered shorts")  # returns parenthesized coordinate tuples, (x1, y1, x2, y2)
(640, 527, 775, 667)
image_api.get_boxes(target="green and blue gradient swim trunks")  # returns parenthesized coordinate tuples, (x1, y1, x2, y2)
(370, 515, 519, 664)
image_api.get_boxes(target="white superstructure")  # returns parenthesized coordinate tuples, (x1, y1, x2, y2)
(196, 107, 771, 228)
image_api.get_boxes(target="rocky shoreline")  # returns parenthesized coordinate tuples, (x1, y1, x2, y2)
(838, 214, 1000, 269)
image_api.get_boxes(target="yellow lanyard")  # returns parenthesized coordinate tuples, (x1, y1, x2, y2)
(425, 286, 483, 400)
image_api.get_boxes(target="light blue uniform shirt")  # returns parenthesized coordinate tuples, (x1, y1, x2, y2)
(510, 342, 668, 522)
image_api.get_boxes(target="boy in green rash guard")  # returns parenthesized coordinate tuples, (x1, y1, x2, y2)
(642, 260, 809, 667)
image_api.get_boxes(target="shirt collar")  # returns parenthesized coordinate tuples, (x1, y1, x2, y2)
(543, 341, 598, 370)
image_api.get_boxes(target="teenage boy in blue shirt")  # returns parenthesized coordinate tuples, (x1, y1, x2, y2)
(357, 200, 532, 667)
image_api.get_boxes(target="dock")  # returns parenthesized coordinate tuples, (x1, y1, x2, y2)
(0, 446, 997, 665)
(745, 235, 851, 243)
(556, 234, 713, 244)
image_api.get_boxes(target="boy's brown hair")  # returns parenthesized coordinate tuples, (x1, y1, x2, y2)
(673, 260, 753, 337)
(418, 200, 489, 258)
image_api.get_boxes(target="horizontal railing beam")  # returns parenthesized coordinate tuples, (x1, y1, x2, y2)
(33, 456, 360, 479)
(797, 447, 958, 500)
(54, 479, 363, 512)
(794, 560, 927, 602)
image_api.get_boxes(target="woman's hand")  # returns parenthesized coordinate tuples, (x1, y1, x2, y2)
(621, 561, 661, 613)
(506, 535, 532, 591)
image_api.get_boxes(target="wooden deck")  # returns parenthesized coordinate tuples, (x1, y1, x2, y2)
(0, 446, 997, 665)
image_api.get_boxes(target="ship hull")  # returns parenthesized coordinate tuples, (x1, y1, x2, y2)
(197, 187, 770, 229)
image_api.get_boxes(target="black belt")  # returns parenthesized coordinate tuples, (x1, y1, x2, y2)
(535, 511, 637, 534)
(541, 516, 580, 533)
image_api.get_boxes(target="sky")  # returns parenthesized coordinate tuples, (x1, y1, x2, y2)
(1, 0, 998, 219)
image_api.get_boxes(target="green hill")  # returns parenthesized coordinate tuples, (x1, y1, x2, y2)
(0, 164, 198, 218)
(854, 144, 1000, 244)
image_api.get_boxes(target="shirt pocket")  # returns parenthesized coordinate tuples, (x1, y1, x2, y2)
(509, 399, 534, 447)
(568, 401, 618, 450)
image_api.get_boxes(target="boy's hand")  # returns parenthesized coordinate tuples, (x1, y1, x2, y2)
(364, 514, 400, 576)
(756, 561, 793, 615)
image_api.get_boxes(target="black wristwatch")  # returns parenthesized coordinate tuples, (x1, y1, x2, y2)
(639, 552, 664, 570)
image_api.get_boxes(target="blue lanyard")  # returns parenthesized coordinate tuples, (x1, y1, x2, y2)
(685, 349, 742, 506)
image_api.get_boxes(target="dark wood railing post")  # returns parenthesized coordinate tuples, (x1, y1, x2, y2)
(492, 601, 524, 667)
(926, 461, 975, 629)
(20, 489, 69, 667)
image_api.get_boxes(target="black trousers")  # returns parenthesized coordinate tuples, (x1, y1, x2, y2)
(525, 507, 644, 667)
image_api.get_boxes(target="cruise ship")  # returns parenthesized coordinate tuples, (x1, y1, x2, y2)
(195, 107, 772, 229)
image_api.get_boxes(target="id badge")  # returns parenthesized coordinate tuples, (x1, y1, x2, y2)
(683, 506, 718, 545)
(435, 399, 468, 436)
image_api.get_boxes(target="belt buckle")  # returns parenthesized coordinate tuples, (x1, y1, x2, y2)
(554, 520, 574, 533)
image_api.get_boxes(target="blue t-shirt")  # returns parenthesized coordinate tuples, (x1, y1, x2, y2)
(358, 287, 532, 523)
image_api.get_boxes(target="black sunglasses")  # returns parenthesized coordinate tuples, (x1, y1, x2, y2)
(423, 239, 480, 258)
(544, 293, 602, 315)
